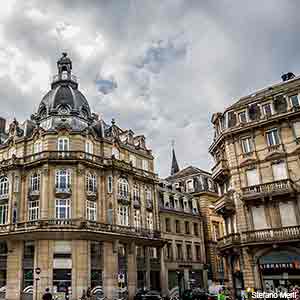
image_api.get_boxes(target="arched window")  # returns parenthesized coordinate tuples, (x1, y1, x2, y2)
(118, 178, 129, 200)
(112, 147, 120, 159)
(86, 172, 97, 193)
(0, 177, 9, 198)
(133, 184, 140, 202)
(134, 210, 141, 228)
(55, 169, 71, 191)
(57, 137, 69, 151)
(145, 187, 152, 202)
(30, 172, 41, 192)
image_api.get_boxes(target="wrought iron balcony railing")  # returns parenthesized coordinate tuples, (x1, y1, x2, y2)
(241, 179, 295, 200)
(0, 194, 8, 200)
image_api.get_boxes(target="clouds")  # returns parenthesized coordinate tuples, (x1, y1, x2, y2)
(0, 0, 300, 176)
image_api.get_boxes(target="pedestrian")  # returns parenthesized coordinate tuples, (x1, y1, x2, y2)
(87, 287, 92, 299)
(81, 289, 87, 300)
(42, 288, 53, 300)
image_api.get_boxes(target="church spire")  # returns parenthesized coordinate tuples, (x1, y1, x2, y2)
(170, 140, 180, 176)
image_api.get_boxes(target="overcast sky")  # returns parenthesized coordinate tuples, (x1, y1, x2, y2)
(0, 1, 300, 177)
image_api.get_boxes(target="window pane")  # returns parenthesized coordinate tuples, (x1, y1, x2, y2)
(272, 162, 287, 180)
(246, 169, 259, 186)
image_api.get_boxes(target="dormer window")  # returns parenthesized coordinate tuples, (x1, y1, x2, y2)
(112, 147, 120, 159)
(238, 110, 247, 123)
(262, 103, 272, 117)
(57, 137, 69, 151)
(129, 155, 136, 167)
(290, 95, 300, 108)
(142, 160, 149, 171)
(186, 180, 194, 192)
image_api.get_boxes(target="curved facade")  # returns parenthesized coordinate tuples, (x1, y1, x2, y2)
(0, 54, 164, 300)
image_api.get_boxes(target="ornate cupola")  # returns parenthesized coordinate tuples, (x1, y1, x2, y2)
(33, 53, 94, 130)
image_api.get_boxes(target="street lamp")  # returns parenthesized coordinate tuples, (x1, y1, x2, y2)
(35, 267, 41, 300)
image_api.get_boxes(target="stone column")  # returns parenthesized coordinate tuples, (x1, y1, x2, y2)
(41, 165, 49, 218)
(184, 269, 189, 290)
(160, 246, 168, 297)
(103, 241, 118, 299)
(241, 249, 255, 289)
(145, 247, 151, 289)
(35, 240, 52, 300)
(72, 240, 89, 299)
(127, 242, 137, 300)
(6, 240, 23, 300)
(75, 166, 85, 219)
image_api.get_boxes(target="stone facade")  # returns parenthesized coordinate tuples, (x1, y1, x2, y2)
(210, 72, 300, 298)
(0, 54, 164, 300)
(164, 165, 223, 288)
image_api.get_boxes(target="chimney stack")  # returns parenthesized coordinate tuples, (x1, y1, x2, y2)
(281, 72, 296, 82)
(0, 118, 6, 134)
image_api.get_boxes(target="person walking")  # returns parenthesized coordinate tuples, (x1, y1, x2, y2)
(86, 287, 92, 300)
(81, 289, 87, 300)
(42, 288, 53, 300)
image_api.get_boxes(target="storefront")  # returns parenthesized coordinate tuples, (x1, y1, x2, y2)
(259, 250, 300, 292)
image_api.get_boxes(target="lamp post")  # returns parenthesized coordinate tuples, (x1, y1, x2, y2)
(35, 267, 41, 300)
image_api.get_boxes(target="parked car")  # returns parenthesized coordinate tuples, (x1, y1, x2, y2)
(134, 289, 162, 300)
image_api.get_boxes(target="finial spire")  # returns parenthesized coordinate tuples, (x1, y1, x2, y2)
(57, 52, 72, 75)
(170, 140, 180, 176)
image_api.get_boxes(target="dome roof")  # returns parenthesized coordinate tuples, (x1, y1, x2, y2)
(35, 53, 92, 123)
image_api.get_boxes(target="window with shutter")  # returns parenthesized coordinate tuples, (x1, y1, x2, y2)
(246, 169, 259, 186)
(272, 162, 287, 181)
(293, 122, 300, 138)
(252, 206, 268, 230)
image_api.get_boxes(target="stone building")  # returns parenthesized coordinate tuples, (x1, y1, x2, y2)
(158, 179, 205, 297)
(0, 53, 164, 300)
(210, 72, 300, 298)
(163, 149, 223, 290)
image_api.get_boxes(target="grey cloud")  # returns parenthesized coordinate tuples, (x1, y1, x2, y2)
(1, 0, 300, 177)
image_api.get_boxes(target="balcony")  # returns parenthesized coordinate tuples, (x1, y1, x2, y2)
(133, 197, 141, 209)
(28, 188, 40, 199)
(0, 194, 8, 201)
(211, 159, 229, 182)
(86, 189, 97, 200)
(217, 233, 241, 251)
(0, 219, 163, 244)
(241, 179, 295, 201)
(117, 194, 131, 205)
(214, 192, 235, 216)
(55, 185, 72, 197)
(146, 201, 153, 211)
(217, 225, 300, 250)
(241, 225, 300, 245)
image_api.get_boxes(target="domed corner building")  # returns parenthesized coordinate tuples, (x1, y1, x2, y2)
(0, 53, 165, 300)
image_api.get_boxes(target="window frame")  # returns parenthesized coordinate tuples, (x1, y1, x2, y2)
(290, 94, 300, 108)
(57, 137, 69, 151)
(241, 136, 253, 154)
(86, 172, 97, 193)
(55, 169, 71, 191)
(107, 176, 113, 193)
(238, 110, 248, 123)
(0, 177, 9, 198)
(86, 200, 97, 221)
(55, 199, 71, 219)
(28, 200, 39, 221)
(266, 128, 280, 147)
